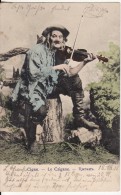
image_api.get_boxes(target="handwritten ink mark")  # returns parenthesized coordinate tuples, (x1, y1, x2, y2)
(51, 4, 70, 13)
(11, 3, 45, 17)
(83, 4, 108, 18)
(25, 4, 45, 16)
(2, 164, 119, 191)
(11, 4, 23, 13)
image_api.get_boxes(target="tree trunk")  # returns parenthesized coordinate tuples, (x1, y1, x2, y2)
(0, 47, 29, 61)
(42, 97, 64, 143)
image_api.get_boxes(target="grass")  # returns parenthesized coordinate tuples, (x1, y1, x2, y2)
(0, 139, 119, 164)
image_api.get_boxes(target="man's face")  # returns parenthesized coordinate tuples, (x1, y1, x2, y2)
(50, 30, 64, 49)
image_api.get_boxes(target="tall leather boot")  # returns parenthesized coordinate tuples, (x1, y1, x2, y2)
(71, 91, 99, 130)
(24, 102, 48, 150)
(24, 102, 36, 150)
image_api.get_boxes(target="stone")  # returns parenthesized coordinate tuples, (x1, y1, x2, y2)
(68, 127, 102, 146)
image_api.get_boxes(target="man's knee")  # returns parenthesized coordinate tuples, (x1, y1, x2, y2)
(39, 105, 48, 117)
(32, 104, 48, 123)
(71, 90, 84, 101)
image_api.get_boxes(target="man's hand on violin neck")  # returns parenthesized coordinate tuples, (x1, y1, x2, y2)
(84, 53, 96, 64)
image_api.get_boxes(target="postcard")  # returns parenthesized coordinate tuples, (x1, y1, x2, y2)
(0, 1, 120, 192)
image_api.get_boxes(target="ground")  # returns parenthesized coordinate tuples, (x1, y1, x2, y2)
(0, 139, 119, 164)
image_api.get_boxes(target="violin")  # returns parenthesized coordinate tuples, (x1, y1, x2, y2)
(36, 35, 108, 63)
(54, 46, 109, 77)
(65, 47, 108, 63)
(55, 46, 108, 65)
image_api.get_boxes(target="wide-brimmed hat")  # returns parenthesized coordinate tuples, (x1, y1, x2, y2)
(42, 25, 70, 37)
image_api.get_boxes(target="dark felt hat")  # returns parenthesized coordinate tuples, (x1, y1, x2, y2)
(42, 25, 70, 37)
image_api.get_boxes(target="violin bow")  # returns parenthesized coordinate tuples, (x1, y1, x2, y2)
(69, 14, 84, 63)
(68, 11, 108, 64)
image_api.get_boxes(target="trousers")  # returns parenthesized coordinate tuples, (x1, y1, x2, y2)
(49, 74, 85, 119)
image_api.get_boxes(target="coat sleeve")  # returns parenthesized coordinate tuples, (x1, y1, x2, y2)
(24, 48, 58, 83)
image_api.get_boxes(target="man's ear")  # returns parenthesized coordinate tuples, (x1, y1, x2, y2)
(36, 35, 45, 44)
(37, 35, 40, 43)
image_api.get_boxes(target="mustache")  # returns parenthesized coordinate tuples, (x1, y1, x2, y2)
(53, 41, 61, 44)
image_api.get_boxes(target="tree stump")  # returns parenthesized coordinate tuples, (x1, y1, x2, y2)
(42, 97, 64, 143)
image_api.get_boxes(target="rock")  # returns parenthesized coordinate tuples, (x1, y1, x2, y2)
(0, 127, 27, 143)
(36, 124, 44, 144)
(0, 128, 12, 141)
(0, 106, 6, 118)
(67, 127, 102, 146)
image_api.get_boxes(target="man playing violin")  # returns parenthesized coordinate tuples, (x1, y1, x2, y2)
(11, 25, 99, 150)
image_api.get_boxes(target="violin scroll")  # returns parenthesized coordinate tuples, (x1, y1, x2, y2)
(96, 55, 108, 63)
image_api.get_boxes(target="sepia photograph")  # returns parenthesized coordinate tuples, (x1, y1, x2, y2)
(0, 1, 120, 192)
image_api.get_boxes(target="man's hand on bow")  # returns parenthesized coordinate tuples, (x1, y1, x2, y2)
(52, 64, 70, 74)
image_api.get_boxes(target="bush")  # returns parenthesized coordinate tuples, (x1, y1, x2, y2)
(64, 113, 74, 130)
(89, 43, 120, 154)
(0, 64, 6, 81)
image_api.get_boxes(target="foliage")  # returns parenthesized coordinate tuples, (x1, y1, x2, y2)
(89, 42, 120, 154)
(64, 113, 74, 129)
(0, 108, 13, 128)
(0, 64, 6, 80)
(0, 92, 10, 107)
